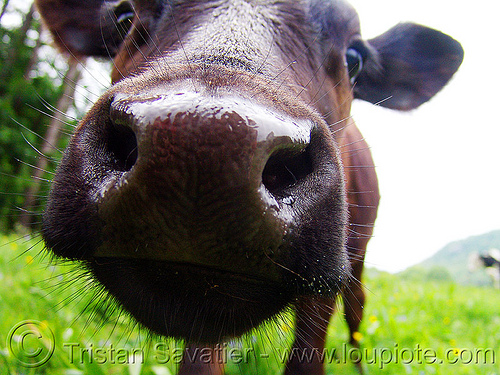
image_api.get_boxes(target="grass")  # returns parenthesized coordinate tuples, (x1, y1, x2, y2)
(1, 233, 499, 374)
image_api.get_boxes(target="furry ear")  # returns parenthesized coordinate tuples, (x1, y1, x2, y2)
(35, 0, 135, 58)
(354, 23, 464, 110)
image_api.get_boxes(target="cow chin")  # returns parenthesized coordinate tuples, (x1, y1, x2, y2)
(89, 258, 292, 343)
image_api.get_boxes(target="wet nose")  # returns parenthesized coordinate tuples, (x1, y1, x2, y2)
(107, 91, 315, 206)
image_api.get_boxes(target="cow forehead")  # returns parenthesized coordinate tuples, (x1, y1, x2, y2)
(136, 0, 360, 41)
(121, 0, 361, 80)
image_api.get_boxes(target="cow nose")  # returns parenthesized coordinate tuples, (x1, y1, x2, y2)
(107, 91, 314, 205)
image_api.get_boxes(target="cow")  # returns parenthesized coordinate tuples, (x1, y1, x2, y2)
(469, 249, 500, 289)
(35, 0, 463, 374)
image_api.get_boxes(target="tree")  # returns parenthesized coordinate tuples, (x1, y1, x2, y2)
(19, 57, 82, 227)
(0, 0, 81, 230)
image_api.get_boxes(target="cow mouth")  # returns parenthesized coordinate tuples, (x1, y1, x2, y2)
(89, 256, 293, 343)
(94, 255, 288, 285)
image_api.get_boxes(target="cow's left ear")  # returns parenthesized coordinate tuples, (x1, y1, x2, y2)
(353, 23, 464, 110)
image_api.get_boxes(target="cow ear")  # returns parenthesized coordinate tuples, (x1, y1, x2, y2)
(353, 23, 464, 110)
(35, 0, 135, 58)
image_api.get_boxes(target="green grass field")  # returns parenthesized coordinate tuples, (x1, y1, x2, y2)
(1, 233, 499, 374)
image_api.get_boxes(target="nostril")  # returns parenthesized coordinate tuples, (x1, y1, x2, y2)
(262, 146, 313, 196)
(106, 121, 138, 172)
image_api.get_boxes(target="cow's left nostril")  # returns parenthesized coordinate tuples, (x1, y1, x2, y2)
(262, 146, 313, 196)
(106, 122, 138, 172)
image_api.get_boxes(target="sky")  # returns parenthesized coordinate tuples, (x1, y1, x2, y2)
(4, 0, 499, 273)
(348, 0, 500, 272)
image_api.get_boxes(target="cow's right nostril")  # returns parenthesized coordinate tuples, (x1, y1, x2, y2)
(106, 121, 138, 172)
(262, 146, 313, 196)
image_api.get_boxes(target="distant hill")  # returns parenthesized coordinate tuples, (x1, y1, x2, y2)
(399, 230, 500, 286)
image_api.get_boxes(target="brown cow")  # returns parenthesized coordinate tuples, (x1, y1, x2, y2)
(35, 0, 463, 374)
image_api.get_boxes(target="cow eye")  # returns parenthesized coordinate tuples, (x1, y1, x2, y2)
(345, 47, 364, 84)
(114, 1, 135, 33)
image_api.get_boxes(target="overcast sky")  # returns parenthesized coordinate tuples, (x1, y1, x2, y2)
(348, 0, 500, 271)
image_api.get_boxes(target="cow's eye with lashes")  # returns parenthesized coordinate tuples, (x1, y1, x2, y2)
(346, 46, 364, 84)
(114, 1, 135, 33)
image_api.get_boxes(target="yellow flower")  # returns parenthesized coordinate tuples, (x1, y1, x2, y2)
(352, 331, 363, 342)
(369, 315, 378, 323)
(25, 255, 34, 265)
(449, 339, 456, 347)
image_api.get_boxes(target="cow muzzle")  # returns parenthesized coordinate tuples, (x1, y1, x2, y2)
(92, 88, 315, 282)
